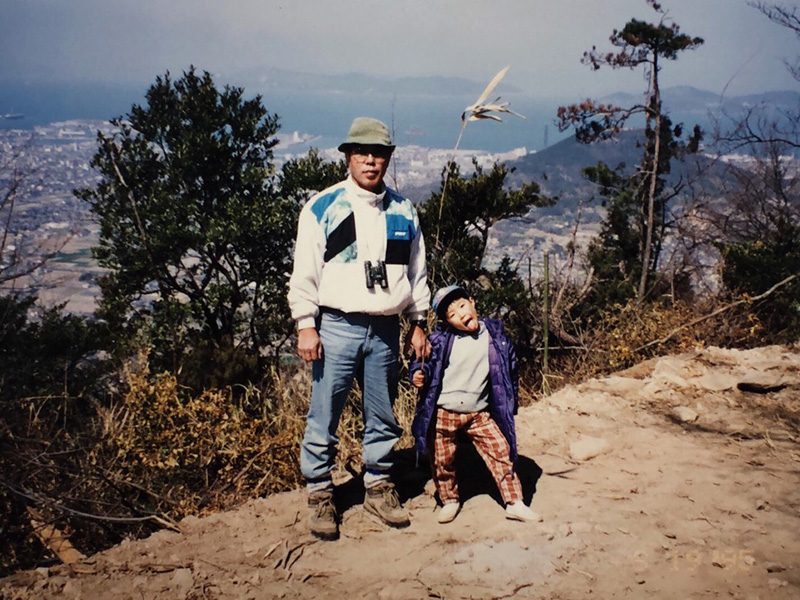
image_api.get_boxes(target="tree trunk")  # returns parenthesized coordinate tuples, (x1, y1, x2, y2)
(638, 56, 661, 301)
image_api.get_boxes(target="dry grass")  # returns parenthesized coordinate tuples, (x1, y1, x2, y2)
(90, 356, 303, 519)
(542, 297, 769, 393)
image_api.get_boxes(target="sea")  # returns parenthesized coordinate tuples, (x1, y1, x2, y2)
(0, 80, 575, 153)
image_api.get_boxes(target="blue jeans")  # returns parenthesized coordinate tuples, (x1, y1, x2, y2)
(301, 310, 402, 486)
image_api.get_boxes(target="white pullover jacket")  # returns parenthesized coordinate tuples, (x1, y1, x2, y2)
(288, 176, 430, 330)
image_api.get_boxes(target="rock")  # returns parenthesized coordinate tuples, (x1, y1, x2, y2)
(617, 359, 656, 379)
(569, 437, 611, 461)
(602, 376, 646, 396)
(767, 577, 788, 588)
(737, 379, 786, 393)
(377, 580, 430, 599)
(180, 514, 202, 528)
(690, 372, 735, 391)
(689, 537, 707, 547)
(670, 406, 699, 423)
(653, 371, 693, 389)
(170, 568, 194, 599)
(424, 479, 437, 497)
(61, 579, 83, 598)
(652, 358, 693, 387)
(642, 381, 672, 397)
(724, 421, 749, 434)
(570, 522, 594, 533)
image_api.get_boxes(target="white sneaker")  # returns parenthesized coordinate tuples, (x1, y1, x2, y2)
(505, 502, 542, 522)
(437, 502, 461, 524)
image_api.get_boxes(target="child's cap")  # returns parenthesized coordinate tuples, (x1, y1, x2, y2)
(431, 285, 469, 320)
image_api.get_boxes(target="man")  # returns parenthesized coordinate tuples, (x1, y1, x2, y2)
(288, 117, 431, 540)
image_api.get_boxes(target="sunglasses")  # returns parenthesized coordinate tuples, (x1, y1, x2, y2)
(349, 145, 393, 161)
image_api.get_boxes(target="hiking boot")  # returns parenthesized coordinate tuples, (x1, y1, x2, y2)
(364, 482, 410, 528)
(505, 501, 543, 522)
(308, 491, 339, 540)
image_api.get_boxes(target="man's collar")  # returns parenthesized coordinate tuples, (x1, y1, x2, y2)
(346, 176, 386, 206)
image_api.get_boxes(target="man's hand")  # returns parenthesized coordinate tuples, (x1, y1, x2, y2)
(411, 370, 426, 388)
(297, 327, 322, 362)
(404, 323, 431, 360)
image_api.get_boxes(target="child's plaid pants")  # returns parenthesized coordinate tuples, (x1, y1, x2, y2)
(432, 408, 522, 505)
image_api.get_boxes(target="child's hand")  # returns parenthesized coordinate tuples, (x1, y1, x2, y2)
(411, 371, 425, 388)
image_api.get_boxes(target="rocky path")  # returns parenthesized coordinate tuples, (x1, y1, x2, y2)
(2, 345, 799, 599)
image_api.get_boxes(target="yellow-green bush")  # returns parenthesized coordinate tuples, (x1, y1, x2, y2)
(91, 352, 420, 518)
(90, 358, 303, 518)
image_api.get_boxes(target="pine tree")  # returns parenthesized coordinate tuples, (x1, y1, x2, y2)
(558, 0, 703, 303)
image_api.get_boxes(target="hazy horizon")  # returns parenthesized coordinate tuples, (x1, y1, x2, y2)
(5, 78, 797, 153)
(1, 1, 797, 100)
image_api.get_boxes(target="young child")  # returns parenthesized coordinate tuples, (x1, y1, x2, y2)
(410, 285, 541, 524)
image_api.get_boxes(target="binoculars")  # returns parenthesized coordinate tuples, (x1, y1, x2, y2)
(364, 260, 388, 289)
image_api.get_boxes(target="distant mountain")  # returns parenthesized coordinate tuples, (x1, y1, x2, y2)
(506, 127, 733, 215)
(734, 90, 800, 106)
(504, 84, 799, 203)
(601, 86, 718, 112)
(508, 129, 645, 203)
(600, 85, 799, 118)
(233, 67, 523, 97)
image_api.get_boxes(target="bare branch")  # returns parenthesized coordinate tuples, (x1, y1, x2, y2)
(634, 274, 798, 352)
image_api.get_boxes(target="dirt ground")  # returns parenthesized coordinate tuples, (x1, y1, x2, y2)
(2, 344, 799, 600)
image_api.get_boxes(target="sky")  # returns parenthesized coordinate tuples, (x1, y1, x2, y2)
(1, 0, 797, 100)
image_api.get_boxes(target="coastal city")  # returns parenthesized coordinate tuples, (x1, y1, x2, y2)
(1, 120, 533, 314)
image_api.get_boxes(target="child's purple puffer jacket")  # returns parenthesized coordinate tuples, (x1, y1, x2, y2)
(409, 318, 519, 460)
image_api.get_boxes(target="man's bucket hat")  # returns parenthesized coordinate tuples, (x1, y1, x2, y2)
(431, 285, 470, 320)
(338, 117, 395, 152)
